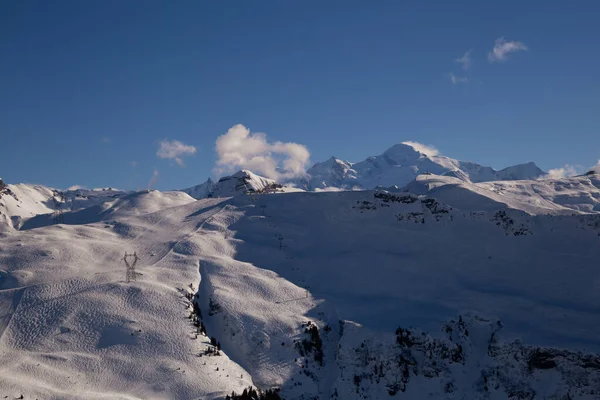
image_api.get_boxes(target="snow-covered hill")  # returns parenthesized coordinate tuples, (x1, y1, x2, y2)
(182, 170, 284, 200)
(402, 170, 600, 215)
(181, 177, 217, 200)
(0, 183, 56, 231)
(196, 190, 600, 399)
(20, 189, 196, 230)
(299, 143, 545, 190)
(0, 184, 128, 232)
(2, 175, 600, 398)
(0, 196, 254, 399)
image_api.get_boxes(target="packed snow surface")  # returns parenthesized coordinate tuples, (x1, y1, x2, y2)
(0, 185, 130, 231)
(403, 172, 600, 215)
(1, 172, 600, 399)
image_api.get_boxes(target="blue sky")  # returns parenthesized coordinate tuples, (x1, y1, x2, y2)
(1, 0, 599, 190)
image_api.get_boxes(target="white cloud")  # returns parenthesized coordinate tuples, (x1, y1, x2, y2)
(454, 50, 472, 70)
(66, 185, 86, 191)
(544, 164, 581, 179)
(313, 186, 362, 192)
(591, 160, 600, 173)
(402, 141, 440, 157)
(448, 73, 469, 85)
(488, 37, 528, 62)
(156, 140, 197, 167)
(214, 124, 311, 181)
(314, 186, 344, 192)
(147, 169, 159, 190)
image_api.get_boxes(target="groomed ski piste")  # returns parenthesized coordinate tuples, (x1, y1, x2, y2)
(1, 170, 600, 399)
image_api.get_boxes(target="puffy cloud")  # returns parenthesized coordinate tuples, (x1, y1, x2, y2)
(488, 37, 528, 62)
(454, 50, 472, 70)
(590, 160, 600, 173)
(66, 185, 86, 191)
(314, 186, 362, 192)
(402, 141, 440, 157)
(214, 124, 311, 181)
(314, 186, 344, 192)
(156, 140, 197, 167)
(544, 164, 581, 179)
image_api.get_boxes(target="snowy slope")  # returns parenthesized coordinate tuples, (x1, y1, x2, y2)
(20, 190, 196, 230)
(0, 196, 255, 399)
(297, 157, 357, 190)
(203, 190, 600, 398)
(182, 170, 283, 200)
(0, 183, 56, 231)
(2, 181, 600, 399)
(301, 143, 545, 190)
(0, 184, 131, 231)
(403, 172, 600, 215)
(181, 178, 217, 200)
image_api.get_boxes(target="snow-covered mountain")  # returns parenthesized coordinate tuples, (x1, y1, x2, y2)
(182, 170, 283, 200)
(0, 184, 128, 231)
(402, 170, 600, 215)
(181, 177, 217, 200)
(2, 181, 600, 399)
(299, 143, 545, 190)
(3, 166, 600, 399)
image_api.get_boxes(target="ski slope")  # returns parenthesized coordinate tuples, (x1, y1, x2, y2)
(0, 193, 254, 399)
(1, 178, 600, 398)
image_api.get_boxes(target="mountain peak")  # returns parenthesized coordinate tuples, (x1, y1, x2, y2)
(316, 156, 347, 166)
(183, 170, 277, 199)
(380, 143, 428, 167)
(298, 144, 546, 190)
(496, 161, 545, 181)
(384, 143, 424, 156)
(228, 169, 253, 179)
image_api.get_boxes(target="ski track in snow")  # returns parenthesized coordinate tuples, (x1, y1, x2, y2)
(1, 179, 600, 398)
(0, 195, 257, 399)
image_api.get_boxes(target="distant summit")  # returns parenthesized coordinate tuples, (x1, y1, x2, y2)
(297, 143, 545, 190)
(181, 177, 216, 200)
(180, 143, 546, 196)
(182, 170, 282, 200)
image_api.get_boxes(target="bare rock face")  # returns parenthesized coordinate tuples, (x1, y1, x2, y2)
(335, 314, 600, 399)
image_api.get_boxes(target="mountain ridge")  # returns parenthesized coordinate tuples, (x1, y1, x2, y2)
(299, 143, 545, 190)
(2, 165, 600, 399)
(181, 170, 285, 200)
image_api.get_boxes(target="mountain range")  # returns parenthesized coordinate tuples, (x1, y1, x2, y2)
(2, 146, 600, 399)
(183, 143, 546, 199)
(181, 170, 286, 200)
(297, 143, 546, 190)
